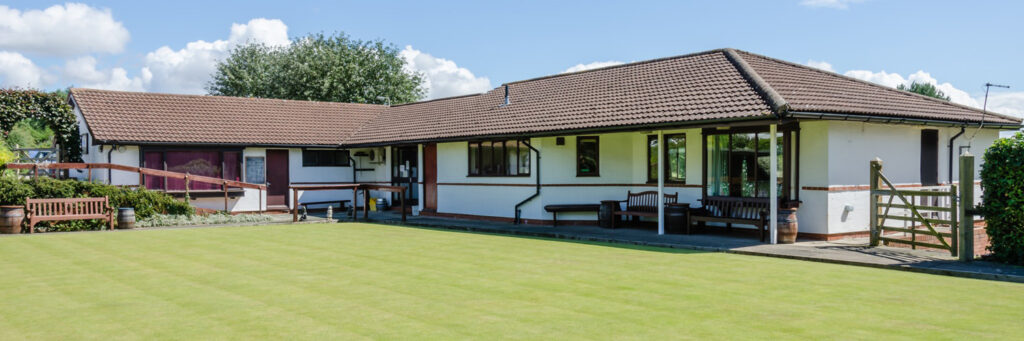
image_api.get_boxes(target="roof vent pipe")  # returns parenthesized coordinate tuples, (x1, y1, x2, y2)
(502, 85, 510, 106)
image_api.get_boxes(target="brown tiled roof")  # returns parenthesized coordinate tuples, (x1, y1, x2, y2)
(736, 50, 1021, 125)
(345, 50, 773, 144)
(71, 88, 386, 146)
(73, 48, 1020, 147)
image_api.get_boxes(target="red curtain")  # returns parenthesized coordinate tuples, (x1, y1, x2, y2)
(165, 151, 222, 190)
(144, 152, 164, 190)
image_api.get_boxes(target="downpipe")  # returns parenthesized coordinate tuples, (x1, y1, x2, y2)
(514, 141, 540, 224)
(948, 126, 965, 184)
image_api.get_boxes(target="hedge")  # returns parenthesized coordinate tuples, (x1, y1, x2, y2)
(0, 89, 81, 162)
(0, 177, 193, 231)
(980, 132, 1024, 265)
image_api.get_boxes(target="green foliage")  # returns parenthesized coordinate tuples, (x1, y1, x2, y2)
(0, 143, 14, 168)
(0, 177, 193, 231)
(0, 89, 80, 161)
(897, 81, 951, 101)
(208, 32, 425, 105)
(981, 132, 1024, 265)
(137, 213, 273, 228)
(4, 119, 54, 149)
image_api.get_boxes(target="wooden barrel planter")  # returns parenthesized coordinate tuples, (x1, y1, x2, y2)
(777, 208, 799, 244)
(1, 206, 25, 234)
(599, 200, 619, 229)
(117, 208, 136, 229)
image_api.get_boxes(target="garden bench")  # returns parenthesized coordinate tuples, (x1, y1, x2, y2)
(611, 191, 678, 228)
(299, 200, 350, 212)
(25, 197, 114, 233)
(544, 204, 601, 227)
(691, 196, 769, 242)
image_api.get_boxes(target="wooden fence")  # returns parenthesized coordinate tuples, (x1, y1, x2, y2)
(869, 156, 978, 260)
(3, 162, 268, 212)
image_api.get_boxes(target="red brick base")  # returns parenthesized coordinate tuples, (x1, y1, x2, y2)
(884, 221, 990, 256)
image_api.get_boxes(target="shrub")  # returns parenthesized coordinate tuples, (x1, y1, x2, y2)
(981, 132, 1024, 265)
(0, 177, 35, 205)
(0, 177, 193, 231)
(137, 213, 272, 228)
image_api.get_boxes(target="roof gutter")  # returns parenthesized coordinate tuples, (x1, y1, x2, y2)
(788, 111, 1023, 129)
(339, 115, 783, 148)
(91, 139, 348, 149)
(723, 48, 790, 118)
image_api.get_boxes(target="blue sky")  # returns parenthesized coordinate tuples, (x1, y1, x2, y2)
(1, 0, 1022, 117)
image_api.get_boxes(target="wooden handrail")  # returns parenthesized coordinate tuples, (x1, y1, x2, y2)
(4, 163, 266, 190)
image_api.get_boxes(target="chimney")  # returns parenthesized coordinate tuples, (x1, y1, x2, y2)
(502, 84, 510, 106)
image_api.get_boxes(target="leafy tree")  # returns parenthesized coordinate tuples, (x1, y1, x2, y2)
(897, 81, 951, 101)
(208, 33, 425, 104)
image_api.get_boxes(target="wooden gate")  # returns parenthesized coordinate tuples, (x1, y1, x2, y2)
(869, 159, 958, 256)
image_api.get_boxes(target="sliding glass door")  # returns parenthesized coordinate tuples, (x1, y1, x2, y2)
(705, 128, 789, 199)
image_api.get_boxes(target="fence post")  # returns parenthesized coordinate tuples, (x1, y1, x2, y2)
(869, 158, 882, 247)
(959, 153, 975, 261)
(949, 183, 958, 258)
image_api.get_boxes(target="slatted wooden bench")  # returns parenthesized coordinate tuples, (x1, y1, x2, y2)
(611, 191, 678, 228)
(26, 197, 114, 233)
(691, 196, 769, 242)
(299, 200, 350, 211)
(544, 204, 601, 227)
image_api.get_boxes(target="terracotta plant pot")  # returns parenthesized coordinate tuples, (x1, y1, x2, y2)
(777, 208, 799, 244)
(1, 205, 25, 234)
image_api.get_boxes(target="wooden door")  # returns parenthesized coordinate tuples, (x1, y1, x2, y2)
(423, 144, 437, 211)
(266, 149, 289, 206)
(920, 129, 938, 186)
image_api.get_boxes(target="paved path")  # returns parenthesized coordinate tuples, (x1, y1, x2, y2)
(336, 211, 1024, 284)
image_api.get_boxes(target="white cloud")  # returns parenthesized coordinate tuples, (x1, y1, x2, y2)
(805, 60, 834, 72)
(138, 18, 288, 94)
(0, 3, 129, 56)
(0, 51, 52, 88)
(799, 0, 864, 9)
(63, 56, 146, 92)
(400, 45, 492, 99)
(840, 66, 1024, 119)
(563, 61, 625, 73)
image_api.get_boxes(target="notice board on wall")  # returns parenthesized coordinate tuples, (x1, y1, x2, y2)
(245, 156, 265, 184)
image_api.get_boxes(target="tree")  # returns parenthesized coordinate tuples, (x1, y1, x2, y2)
(208, 33, 425, 105)
(897, 81, 950, 101)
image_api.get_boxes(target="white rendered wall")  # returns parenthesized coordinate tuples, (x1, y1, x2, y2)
(432, 129, 703, 223)
(820, 121, 1001, 234)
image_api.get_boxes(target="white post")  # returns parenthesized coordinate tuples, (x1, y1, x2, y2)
(769, 124, 779, 244)
(657, 130, 665, 235)
(417, 144, 424, 215)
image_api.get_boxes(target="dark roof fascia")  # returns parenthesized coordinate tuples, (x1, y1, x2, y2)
(339, 114, 786, 148)
(723, 48, 789, 117)
(788, 111, 1023, 129)
(90, 139, 346, 149)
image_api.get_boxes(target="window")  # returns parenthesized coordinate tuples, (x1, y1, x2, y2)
(468, 140, 530, 176)
(920, 129, 939, 185)
(648, 134, 686, 183)
(143, 149, 242, 191)
(80, 133, 89, 155)
(705, 130, 785, 198)
(577, 136, 599, 176)
(302, 149, 350, 167)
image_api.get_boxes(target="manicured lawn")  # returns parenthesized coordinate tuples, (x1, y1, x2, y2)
(0, 224, 1021, 339)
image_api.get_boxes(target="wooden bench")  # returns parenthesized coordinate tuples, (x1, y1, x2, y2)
(299, 200, 350, 211)
(611, 191, 678, 228)
(544, 204, 601, 227)
(26, 197, 114, 233)
(691, 196, 769, 242)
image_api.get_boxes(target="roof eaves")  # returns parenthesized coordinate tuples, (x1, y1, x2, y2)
(723, 48, 789, 118)
(732, 50, 1023, 125)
